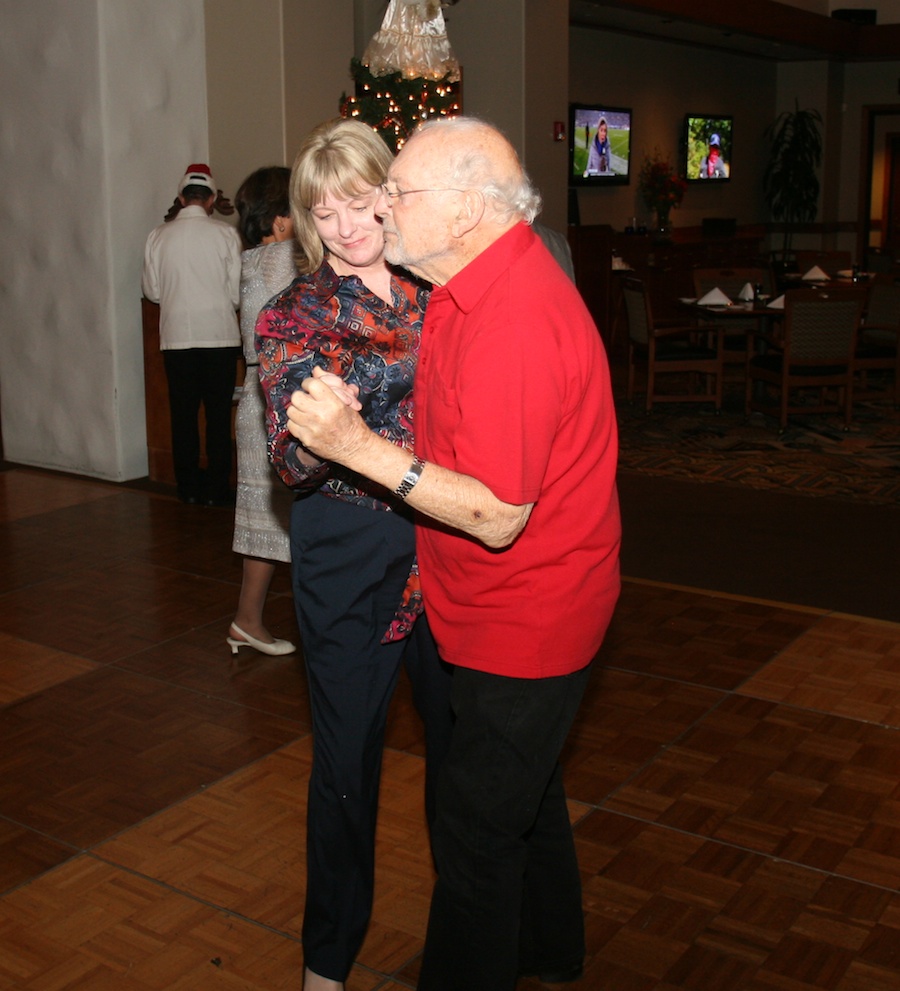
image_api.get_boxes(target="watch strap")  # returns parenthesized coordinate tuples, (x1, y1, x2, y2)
(394, 455, 425, 500)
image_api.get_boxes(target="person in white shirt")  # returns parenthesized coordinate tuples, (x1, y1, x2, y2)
(142, 164, 242, 505)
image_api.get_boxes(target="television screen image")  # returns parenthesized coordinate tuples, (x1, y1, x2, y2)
(684, 115, 733, 181)
(569, 104, 632, 185)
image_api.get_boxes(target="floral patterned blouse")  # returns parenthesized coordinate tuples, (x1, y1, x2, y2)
(255, 260, 429, 640)
(256, 261, 427, 504)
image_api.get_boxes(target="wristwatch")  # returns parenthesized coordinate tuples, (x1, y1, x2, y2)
(394, 455, 425, 500)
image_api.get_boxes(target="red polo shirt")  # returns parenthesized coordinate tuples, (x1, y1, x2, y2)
(415, 223, 621, 678)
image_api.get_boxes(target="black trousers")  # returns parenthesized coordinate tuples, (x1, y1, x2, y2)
(162, 347, 239, 500)
(290, 493, 453, 981)
(417, 662, 592, 991)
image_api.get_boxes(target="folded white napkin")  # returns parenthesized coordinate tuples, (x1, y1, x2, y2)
(803, 265, 829, 281)
(767, 294, 785, 309)
(697, 287, 731, 306)
(737, 282, 755, 301)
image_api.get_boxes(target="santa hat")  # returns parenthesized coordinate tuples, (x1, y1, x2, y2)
(178, 163, 216, 195)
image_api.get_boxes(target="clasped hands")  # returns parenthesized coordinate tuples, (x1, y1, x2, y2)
(286, 366, 369, 464)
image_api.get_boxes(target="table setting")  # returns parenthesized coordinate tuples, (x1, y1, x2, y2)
(679, 282, 780, 314)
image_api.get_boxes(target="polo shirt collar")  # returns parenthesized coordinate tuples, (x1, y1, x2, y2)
(443, 222, 535, 313)
(176, 204, 210, 219)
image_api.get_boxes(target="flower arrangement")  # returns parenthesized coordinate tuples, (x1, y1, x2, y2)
(638, 150, 687, 227)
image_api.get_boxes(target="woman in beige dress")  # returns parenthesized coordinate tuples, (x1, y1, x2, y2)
(227, 166, 298, 656)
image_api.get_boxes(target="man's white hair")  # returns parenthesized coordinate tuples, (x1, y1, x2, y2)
(414, 117, 542, 224)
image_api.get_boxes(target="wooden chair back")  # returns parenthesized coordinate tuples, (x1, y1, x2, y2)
(864, 280, 900, 332)
(783, 288, 863, 365)
(622, 277, 652, 345)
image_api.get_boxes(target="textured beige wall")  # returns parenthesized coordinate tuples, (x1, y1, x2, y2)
(524, 0, 569, 231)
(0, 0, 209, 480)
(206, 0, 287, 202)
(283, 0, 356, 164)
(203, 0, 357, 199)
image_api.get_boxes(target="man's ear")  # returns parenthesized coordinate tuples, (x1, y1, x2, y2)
(451, 189, 485, 238)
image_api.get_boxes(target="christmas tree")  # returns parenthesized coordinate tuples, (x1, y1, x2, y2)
(341, 0, 461, 152)
(341, 58, 460, 152)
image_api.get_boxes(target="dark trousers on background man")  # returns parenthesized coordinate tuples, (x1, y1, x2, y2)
(163, 346, 239, 504)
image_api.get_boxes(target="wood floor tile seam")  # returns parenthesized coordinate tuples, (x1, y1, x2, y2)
(3, 846, 423, 990)
(727, 607, 900, 729)
(88, 734, 312, 837)
(66, 848, 310, 944)
(578, 807, 900, 897)
(369, 974, 416, 990)
(101, 658, 313, 727)
(0, 816, 84, 899)
(601, 662, 736, 694)
(0, 652, 312, 730)
(577, 685, 737, 810)
(352, 956, 420, 989)
(0, 734, 313, 896)
(603, 616, 900, 731)
(731, 690, 900, 732)
(726, 609, 844, 698)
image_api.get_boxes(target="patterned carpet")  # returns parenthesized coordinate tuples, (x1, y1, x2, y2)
(616, 389, 900, 505)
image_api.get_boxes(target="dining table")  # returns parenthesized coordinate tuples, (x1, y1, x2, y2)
(678, 294, 785, 329)
(677, 294, 787, 375)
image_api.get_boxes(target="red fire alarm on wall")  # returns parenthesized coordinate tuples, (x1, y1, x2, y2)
(553, 121, 566, 142)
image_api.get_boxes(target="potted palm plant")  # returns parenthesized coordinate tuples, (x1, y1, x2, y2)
(762, 103, 823, 272)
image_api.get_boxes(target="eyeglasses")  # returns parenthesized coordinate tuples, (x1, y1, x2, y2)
(380, 184, 465, 202)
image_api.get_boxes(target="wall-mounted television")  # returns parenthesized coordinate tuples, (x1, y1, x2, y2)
(568, 103, 632, 186)
(683, 114, 733, 181)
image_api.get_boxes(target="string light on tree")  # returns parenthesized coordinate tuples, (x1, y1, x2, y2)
(341, 0, 461, 151)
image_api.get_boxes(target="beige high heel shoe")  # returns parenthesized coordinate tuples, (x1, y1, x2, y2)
(227, 623, 296, 657)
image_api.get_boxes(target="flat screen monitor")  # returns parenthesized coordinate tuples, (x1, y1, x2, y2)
(684, 114, 732, 182)
(568, 103, 632, 186)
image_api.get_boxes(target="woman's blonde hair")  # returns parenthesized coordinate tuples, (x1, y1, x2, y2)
(290, 118, 393, 274)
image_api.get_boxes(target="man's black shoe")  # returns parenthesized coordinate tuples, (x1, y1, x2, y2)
(204, 491, 236, 507)
(538, 963, 583, 983)
(519, 962, 584, 984)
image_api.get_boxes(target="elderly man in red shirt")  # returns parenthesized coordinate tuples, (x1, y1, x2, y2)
(285, 116, 621, 991)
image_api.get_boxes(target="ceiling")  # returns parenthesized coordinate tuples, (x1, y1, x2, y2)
(568, 0, 900, 61)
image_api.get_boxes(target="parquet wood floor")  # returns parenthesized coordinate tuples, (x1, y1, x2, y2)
(1, 466, 899, 989)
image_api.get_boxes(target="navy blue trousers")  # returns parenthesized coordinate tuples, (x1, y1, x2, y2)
(290, 493, 453, 981)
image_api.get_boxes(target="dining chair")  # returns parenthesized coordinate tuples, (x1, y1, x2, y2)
(623, 277, 724, 412)
(856, 277, 900, 406)
(745, 287, 864, 429)
(693, 266, 774, 368)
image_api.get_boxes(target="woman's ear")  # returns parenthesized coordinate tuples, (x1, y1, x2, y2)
(272, 215, 294, 242)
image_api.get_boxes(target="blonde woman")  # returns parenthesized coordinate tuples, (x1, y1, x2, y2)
(256, 119, 453, 991)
